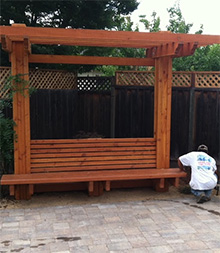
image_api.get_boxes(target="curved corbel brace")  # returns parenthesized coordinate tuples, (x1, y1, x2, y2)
(182, 42, 198, 57)
(147, 42, 198, 58)
(147, 42, 181, 58)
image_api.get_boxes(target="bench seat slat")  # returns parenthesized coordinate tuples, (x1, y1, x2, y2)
(1, 169, 187, 185)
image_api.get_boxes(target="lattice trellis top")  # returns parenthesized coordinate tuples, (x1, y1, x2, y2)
(0, 67, 77, 98)
(195, 73, 220, 88)
(77, 77, 112, 91)
(1, 67, 220, 98)
(116, 71, 220, 88)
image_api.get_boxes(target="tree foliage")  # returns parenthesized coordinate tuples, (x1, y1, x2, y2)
(0, 1, 219, 72)
(0, 0, 139, 71)
(173, 45, 220, 71)
(166, 4, 193, 33)
(0, 0, 139, 29)
(139, 12, 161, 32)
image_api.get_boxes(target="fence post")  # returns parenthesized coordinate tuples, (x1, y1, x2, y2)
(188, 72, 196, 151)
(110, 76, 116, 138)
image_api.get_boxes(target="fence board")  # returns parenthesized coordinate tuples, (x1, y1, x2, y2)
(115, 87, 154, 138)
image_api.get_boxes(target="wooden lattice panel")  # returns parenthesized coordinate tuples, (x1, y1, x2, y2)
(0, 67, 11, 98)
(0, 67, 77, 98)
(172, 72, 191, 87)
(30, 69, 77, 89)
(195, 72, 220, 88)
(77, 77, 112, 91)
(116, 71, 155, 86)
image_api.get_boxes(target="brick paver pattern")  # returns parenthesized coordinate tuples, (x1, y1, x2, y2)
(0, 197, 220, 252)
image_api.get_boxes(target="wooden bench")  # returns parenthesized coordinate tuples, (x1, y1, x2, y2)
(1, 138, 187, 199)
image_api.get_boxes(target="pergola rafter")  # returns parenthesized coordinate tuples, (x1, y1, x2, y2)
(0, 23, 219, 199)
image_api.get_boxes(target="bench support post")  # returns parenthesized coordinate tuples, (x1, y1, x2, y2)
(11, 35, 31, 200)
(155, 56, 172, 169)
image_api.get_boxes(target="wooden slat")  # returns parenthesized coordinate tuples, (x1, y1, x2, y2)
(31, 137, 155, 144)
(30, 163, 157, 173)
(1, 169, 187, 185)
(30, 141, 155, 149)
(31, 154, 156, 163)
(31, 146, 156, 154)
(30, 137, 157, 173)
(31, 159, 156, 168)
(31, 150, 156, 158)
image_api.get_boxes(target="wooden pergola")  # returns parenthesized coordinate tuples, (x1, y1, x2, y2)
(0, 24, 219, 199)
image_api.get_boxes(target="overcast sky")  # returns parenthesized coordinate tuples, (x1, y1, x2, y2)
(130, 0, 220, 35)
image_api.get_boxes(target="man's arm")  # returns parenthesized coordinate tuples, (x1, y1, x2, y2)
(178, 158, 185, 171)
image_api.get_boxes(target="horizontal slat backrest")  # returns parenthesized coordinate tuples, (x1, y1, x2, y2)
(30, 138, 156, 173)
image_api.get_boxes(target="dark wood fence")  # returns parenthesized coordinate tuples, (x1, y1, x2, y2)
(2, 72, 220, 163)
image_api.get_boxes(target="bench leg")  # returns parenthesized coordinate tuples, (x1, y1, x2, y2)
(29, 184, 34, 195)
(105, 181, 111, 191)
(88, 182, 94, 196)
(14, 185, 32, 200)
(9, 185, 15, 196)
(155, 179, 169, 192)
(169, 178, 180, 188)
(88, 182, 104, 197)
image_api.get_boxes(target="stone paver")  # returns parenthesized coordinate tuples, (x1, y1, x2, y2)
(0, 195, 220, 252)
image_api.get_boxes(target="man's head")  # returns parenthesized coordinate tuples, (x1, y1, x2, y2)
(197, 144, 208, 153)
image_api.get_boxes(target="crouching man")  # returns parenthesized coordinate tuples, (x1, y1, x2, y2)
(178, 144, 218, 204)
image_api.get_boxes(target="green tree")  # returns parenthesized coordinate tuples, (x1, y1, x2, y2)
(139, 11, 161, 32)
(95, 16, 146, 75)
(0, 0, 139, 71)
(173, 45, 220, 71)
(165, 3, 220, 71)
(208, 44, 220, 71)
(0, 0, 139, 28)
(166, 3, 193, 33)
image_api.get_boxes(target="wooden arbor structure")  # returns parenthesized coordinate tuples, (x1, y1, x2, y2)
(0, 24, 219, 200)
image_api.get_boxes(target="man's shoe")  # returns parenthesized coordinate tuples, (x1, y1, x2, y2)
(204, 196, 211, 202)
(196, 194, 206, 204)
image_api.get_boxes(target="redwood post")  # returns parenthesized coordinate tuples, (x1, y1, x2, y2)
(11, 38, 31, 200)
(154, 56, 172, 169)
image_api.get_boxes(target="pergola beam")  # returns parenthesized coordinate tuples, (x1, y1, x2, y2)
(1, 25, 219, 50)
(29, 54, 155, 66)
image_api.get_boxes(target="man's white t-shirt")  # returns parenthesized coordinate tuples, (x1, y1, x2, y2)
(179, 151, 217, 190)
